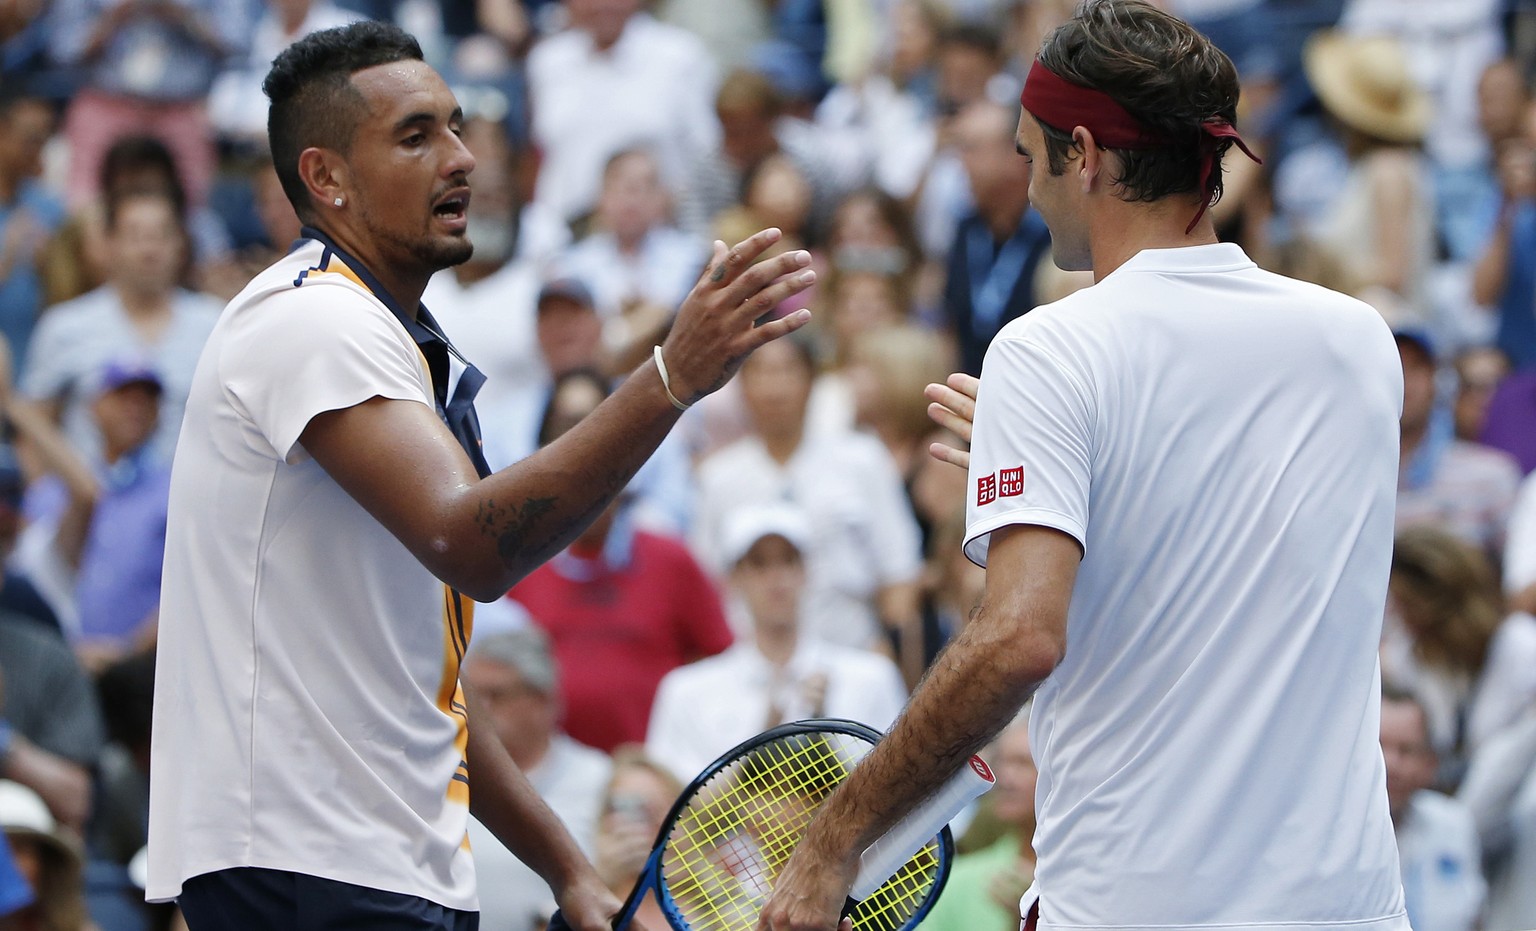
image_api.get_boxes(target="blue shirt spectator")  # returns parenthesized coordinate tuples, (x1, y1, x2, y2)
(0, 91, 65, 363)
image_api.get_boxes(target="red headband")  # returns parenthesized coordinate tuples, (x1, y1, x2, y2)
(1019, 59, 1261, 233)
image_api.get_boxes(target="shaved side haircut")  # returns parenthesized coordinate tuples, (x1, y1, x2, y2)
(263, 21, 424, 221)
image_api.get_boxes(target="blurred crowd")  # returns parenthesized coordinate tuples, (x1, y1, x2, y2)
(1, 0, 1536, 928)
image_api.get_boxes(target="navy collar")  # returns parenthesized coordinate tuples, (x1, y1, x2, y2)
(297, 226, 491, 478)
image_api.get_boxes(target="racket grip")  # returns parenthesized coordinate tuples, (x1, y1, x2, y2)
(848, 755, 995, 900)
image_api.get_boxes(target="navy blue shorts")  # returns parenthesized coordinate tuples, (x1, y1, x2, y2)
(178, 867, 479, 931)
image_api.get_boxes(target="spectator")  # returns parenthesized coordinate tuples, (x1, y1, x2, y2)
(1300, 31, 1435, 321)
(1472, 97, 1536, 373)
(423, 115, 544, 473)
(813, 3, 943, 201)
(941, 98, 1051, 376)
(47, 0, 253, 211)
(693, 335, 923, 655)
(1508, 470, 1536, 616)
(32, 361, 170, 670)
(646, 503, 907, 780)
(0, 830, 30, 923)
(0, 88, 64, 364)
(679, 68, 845, 241)
(22, 188, 221, 467)
(527, 0, 718, 224)
(508, 370, 733, 752)
(922, 712, 1036, 931)
(87, 650, 155, 891)
(590, 749, 680, 931)
(554, 148, 707, 361)
(1479, 365, 1536, 475)
(1453, 345, 1510, 443)
(1394, 328, 1521, 557)
(802, 267, 910, 438)
(0, 630, 101, 834)
(1458, 707, 1536, 930)
(463, 630, 611, 931)
(206, 0, 360, 146)
(0, 780, 91, 931)
(1383, 526, 1536, 789)
(1379, 685, 1486, 931)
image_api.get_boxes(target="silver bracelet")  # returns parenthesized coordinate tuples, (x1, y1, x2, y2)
(652, 345, 691, 411)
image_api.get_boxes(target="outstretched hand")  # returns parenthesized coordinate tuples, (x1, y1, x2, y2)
(660, 229, 816, 405)
(924, 373, 979, 470)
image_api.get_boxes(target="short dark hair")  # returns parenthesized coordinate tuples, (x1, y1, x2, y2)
(1034, 0, 1242, 206)
(100, 135, 187, 218)
(938, 22, 1002, 61)
(104, 187, 185, 235)
(263, 21, 424, 220)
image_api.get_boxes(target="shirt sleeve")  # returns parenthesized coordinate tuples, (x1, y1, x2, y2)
(221, 283, 431, 463)
(860, 442, 924, 585)
(32, 637, 106, 765)
(963, 331, 1094, 567)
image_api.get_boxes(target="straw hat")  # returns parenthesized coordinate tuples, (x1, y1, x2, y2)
(1304, 31, 1431, 144)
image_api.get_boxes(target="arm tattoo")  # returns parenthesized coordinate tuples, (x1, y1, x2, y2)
(475, 495, 558, 564)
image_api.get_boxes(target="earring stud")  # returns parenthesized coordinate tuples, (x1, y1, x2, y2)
(333, 196, 344, 207)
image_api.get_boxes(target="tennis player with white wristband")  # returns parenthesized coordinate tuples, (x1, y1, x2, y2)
(761, 3, 1408, 930)
(145, 21, 814, 931)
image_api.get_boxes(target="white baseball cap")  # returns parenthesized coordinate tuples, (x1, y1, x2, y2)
(720, 503, 812, 567)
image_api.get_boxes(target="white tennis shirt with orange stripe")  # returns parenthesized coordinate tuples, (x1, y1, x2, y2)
(146, 235, 480, 909)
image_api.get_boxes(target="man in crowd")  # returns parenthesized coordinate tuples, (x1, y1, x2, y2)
(762, 2, 1407, 927)
(146, 20, 813, 930)
(1380, 685, 1486, 931)
(647, 503, 907, 780)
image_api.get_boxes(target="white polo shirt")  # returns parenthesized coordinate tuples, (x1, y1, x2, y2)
(146, 238, 478, 909)
(965, 244, 1408, 930)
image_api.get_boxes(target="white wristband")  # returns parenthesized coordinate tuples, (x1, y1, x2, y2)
(652, 345, 691, 411)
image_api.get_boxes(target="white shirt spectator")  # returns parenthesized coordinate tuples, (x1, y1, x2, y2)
(422, 260, 544, 472)
(21, 285, 221, 465)
(1395, 790, 1486, 931)
(1342, 0, 1503, 170)
(694, 432, 923, 650)
(815, 75, 936, 200)
(1381, 612, 1536, 764)
(554, 227, 706, 325)
(468, 734, 611, 930)
(1503, 469, 1536, 598)
(208, 0, 361, 141)
(647, 641, 907, 781)
(1459, 710, 1536, 930)
(528, 13, 719, 223)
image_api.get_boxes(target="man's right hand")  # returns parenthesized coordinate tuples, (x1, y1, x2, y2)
(925, 373, 980, 470)
(658, 228, 815, 405)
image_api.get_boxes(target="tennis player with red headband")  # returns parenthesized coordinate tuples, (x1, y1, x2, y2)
(760, 2, 1410, 930)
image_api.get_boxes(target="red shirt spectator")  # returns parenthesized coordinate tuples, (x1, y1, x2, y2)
(510, 520, 732, 752)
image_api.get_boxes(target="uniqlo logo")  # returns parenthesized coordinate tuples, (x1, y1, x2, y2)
(999, 466, 1024, 497)
(977, 473, 997, 506)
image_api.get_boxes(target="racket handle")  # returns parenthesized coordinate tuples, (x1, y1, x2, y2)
(848, 754, 995, 900)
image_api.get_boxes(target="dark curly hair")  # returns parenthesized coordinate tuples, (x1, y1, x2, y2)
(262, 21, 424, 221)
(1034, 0, 1242, 207)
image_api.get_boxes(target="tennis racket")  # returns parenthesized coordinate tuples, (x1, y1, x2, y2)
(548, 717, 994, 931)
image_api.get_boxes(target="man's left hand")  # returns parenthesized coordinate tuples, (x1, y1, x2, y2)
(757, 839, 856, 931)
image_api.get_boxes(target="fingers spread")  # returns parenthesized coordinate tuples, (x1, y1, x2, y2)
(709, 228, 782, 288)
(928, 441, 970, 470)
(747, 308, 813, 349)
(722, 248, 813, 309)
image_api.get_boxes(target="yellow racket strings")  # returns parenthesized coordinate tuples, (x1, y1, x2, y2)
(658, 731, 943, 931)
